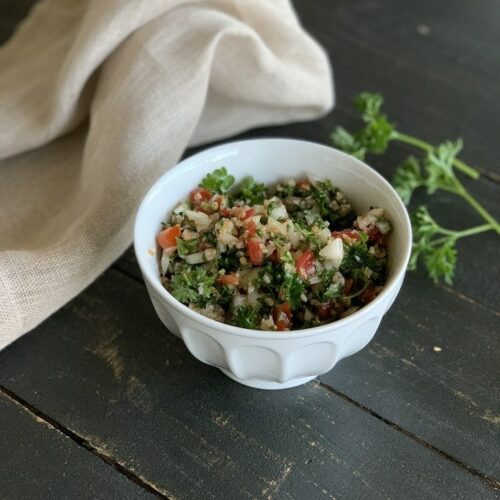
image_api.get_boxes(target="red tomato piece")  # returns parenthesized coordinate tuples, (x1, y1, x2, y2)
(272, 302, 292, 331)
(295, 249, 315, 279)
(242, 208, 255, 220)
(296, 180, 311, 190)
(317, 302, 334, 320)
(189, 188, 212, 206)
(246, 220, 257, 237)
(217, 274, 239, 286)
(158, 225, 181, 250)
(220, 208, 232, 217)
(366, 226, 382, 242)
(268, 250, 280, 264)
(246, 239, 264, 265)
(342, 278, 353, 296)
(360, 287, 376, 304)
(331, 229, 360, 241)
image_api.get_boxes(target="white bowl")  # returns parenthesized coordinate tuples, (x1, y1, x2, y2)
(134, 139, 412, 389)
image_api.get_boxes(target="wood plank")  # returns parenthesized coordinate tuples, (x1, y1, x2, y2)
(0, 269, 497, 499)
(294, 0, 500, 177)
(0, 390, 153, 500)
(0, 0, 37, 44)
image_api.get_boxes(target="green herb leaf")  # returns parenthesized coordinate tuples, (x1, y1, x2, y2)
(176, 238, 199, 257)
(169, 265, 216, 306)
(330, 127, 366, 160)
(237, 176, 267, 204)
(424, 140, 462, 195)
(200, 167, 235, 194)
(231, 305, 259, 329)
(424, 240, 457, 285)
(393, 156, 424, 205)
(281, 273, 305, 309)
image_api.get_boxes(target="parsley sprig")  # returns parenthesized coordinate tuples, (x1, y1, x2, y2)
(200, 167, 235, 193)
(332, 92, 499, 284)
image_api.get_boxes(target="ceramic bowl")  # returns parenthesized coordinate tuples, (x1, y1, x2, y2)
(134, 139, 412, 389)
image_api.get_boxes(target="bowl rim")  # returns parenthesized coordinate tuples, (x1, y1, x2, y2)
(134, 137, 412, 340)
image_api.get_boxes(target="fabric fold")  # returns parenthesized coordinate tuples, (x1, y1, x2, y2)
(0, 0, 334, 348)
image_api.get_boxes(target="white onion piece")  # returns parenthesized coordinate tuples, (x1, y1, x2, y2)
(376, 219, 391, 235)
(160, 251, 170, 275)
(318, 227, 331, 243)
(185, 252, 205, 264)
(204, 248, 217, 261)
(267, 217, 288, 235)
(287, 223, 300, 248)
(270, 204, 288, 220)
(247, 289, 261, 305)
(232, 294, 246, 308)
(319, 238, 344, 268)
(185, 210, 210, 231)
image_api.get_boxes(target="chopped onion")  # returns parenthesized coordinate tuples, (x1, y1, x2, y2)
(376, 219, 391, 235)
(287, 223, 300, 248)
(204, 248, 217, 261)
(270, 204, 288, 220)
(232, 294, 246, 308)
(267, 217, 288, 235)
(319, 238, 344, 268)
(160, 251, 170, 276)
(185, 252, 205, 264)
(185, 210, 210, 231)
(318, 227, 331, 243)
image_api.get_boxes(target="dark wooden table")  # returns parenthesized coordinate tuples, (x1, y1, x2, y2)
(1, 1, 499, 498)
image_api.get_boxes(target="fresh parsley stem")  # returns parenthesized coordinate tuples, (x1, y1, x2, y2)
(453, 179, 500, 233)
(428, 223, 494, 246)
(392, 132, 479, 179)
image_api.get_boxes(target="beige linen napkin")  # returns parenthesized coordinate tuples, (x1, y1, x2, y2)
(0, 0, 333, 349)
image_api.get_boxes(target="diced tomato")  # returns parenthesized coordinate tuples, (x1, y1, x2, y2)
(342, 278, 353, 296)
(158, 225, 181, 250)
(317, 302, 334, 320)
(242, 208, 255, 220)
(331, 229, 360, 241)
(246, 239, 264, 265)
(217, 274, 239, 286)
(246, 220, 257, 237)
(220, 208, 232, 217)
(272, 302, 292, 331)
(268, 250, 280, 264)
(296, 180, 311, 190)
(189, 188, 212, 206)
(360, 287, 376, 304)
(295, 249, 315, 279)
(366, 226, 382, 242)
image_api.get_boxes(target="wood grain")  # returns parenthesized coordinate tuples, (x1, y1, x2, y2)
(0, 389, 153, 500)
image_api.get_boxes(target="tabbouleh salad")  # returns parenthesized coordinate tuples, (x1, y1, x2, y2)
(157, 168, 391, 331)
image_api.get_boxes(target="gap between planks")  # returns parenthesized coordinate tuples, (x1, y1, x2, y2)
(0, 385, 169, 500)
(316, 381, 500, 491)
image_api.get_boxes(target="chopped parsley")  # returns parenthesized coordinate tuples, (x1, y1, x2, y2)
(200, 167, 235, 193)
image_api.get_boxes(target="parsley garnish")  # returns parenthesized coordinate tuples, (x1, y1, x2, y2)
(169, 265, 216, 306)
(176, 238, 199, 257)
(200, 167, 235, 194)
(332, 92, 499, 284)
(281, 273, 305, 309)
(231, 305, 259, 329)
(236, 176, 267, 204)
